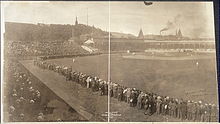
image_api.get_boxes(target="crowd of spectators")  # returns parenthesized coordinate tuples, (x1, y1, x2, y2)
(4, 60, 84, 122)
(4, 61, 45, 121)
(5, 41, 87, 57)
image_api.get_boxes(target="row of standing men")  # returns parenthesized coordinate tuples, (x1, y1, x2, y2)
(34, 59, 218, 122)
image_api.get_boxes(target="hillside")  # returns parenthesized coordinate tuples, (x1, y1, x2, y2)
(4, 22, 108, 43)
(110, 32, 136, 39)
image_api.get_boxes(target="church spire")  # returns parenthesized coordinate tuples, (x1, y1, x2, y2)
(177, 29, 182, 37)
(75, 16, 78, 25)
(138, 28, 144, 39)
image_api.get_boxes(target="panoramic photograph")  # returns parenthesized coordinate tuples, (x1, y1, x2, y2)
(1, 1, 218, 122)
(108, 1, 218, 121)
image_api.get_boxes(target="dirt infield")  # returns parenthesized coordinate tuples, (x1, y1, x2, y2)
(122, 54, 215, 60)
(122, 51, 216, 60)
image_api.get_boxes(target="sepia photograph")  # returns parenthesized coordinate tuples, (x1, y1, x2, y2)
(108, 1, 218, 122)
(1, 1, 219, 122)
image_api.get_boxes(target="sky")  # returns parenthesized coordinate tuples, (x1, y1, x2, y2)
(2, 1, 215, 38)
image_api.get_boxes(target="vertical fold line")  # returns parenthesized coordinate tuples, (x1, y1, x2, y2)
(107, 0, 111, 122)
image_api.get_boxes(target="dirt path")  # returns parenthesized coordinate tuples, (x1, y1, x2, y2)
(20, 60, 108, 122)
(122, 54, 215, 60)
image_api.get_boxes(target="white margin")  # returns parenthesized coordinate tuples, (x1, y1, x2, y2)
(1, 1, 5, 123)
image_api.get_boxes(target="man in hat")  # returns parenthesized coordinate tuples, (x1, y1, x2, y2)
(145, 95, 154, 116)
(173, 100, 178, 118)
(191, 102, 197, 121)
(177, 100, 182, 119)
(210, 104, 218, 122)
(91, 78, 96, 91)
(37, 112, 45, 121)
(137, 92, 143, 109)
(126, 88, 131, 103)
(117, 86, 123, 101)
(187, 100, 193, 120)
(110, 83, 114, 97)
(182, 100, 188, 120)
(169, 100, 176, 117)
(81, 74, 86, 87)
(198, 101, 205, 122)
(94, 78, 100, 91)
(142, 94, 148, 110)
(130, 90, 135, 107)
(156, 96, 162, 114)
(104, 82, 108, 95)
(204, 103, 210, 122)
(113, 83, 118, 98)
(133, 88, 138, 107)
(99, 81, 105, 96)
(86, 77, 91, 88)
(19, 113, 25, 121)
(122, 88, 127, 101)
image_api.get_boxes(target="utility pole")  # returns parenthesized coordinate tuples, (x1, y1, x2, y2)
(87, 8, 88, 26)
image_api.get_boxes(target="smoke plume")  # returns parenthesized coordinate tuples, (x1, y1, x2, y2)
(160, 14, 182, 34)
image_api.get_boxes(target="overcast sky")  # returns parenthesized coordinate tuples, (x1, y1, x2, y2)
(2, 1, 215, 38)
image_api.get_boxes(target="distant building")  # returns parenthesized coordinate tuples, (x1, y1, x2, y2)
(155, 28, 184, 41)
(75, 16, 78, 25)
(177, 29, 182, 39)
(69, 17, 80, 43)
(84, 38, 94, 45)
(84, 38, 95, 48)
(137, 28, 144, 39)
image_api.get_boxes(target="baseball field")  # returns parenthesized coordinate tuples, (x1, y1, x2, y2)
(46, 52, 218, 104)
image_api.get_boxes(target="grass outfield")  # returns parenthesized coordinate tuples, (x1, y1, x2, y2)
(46, 53, 218, 104)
